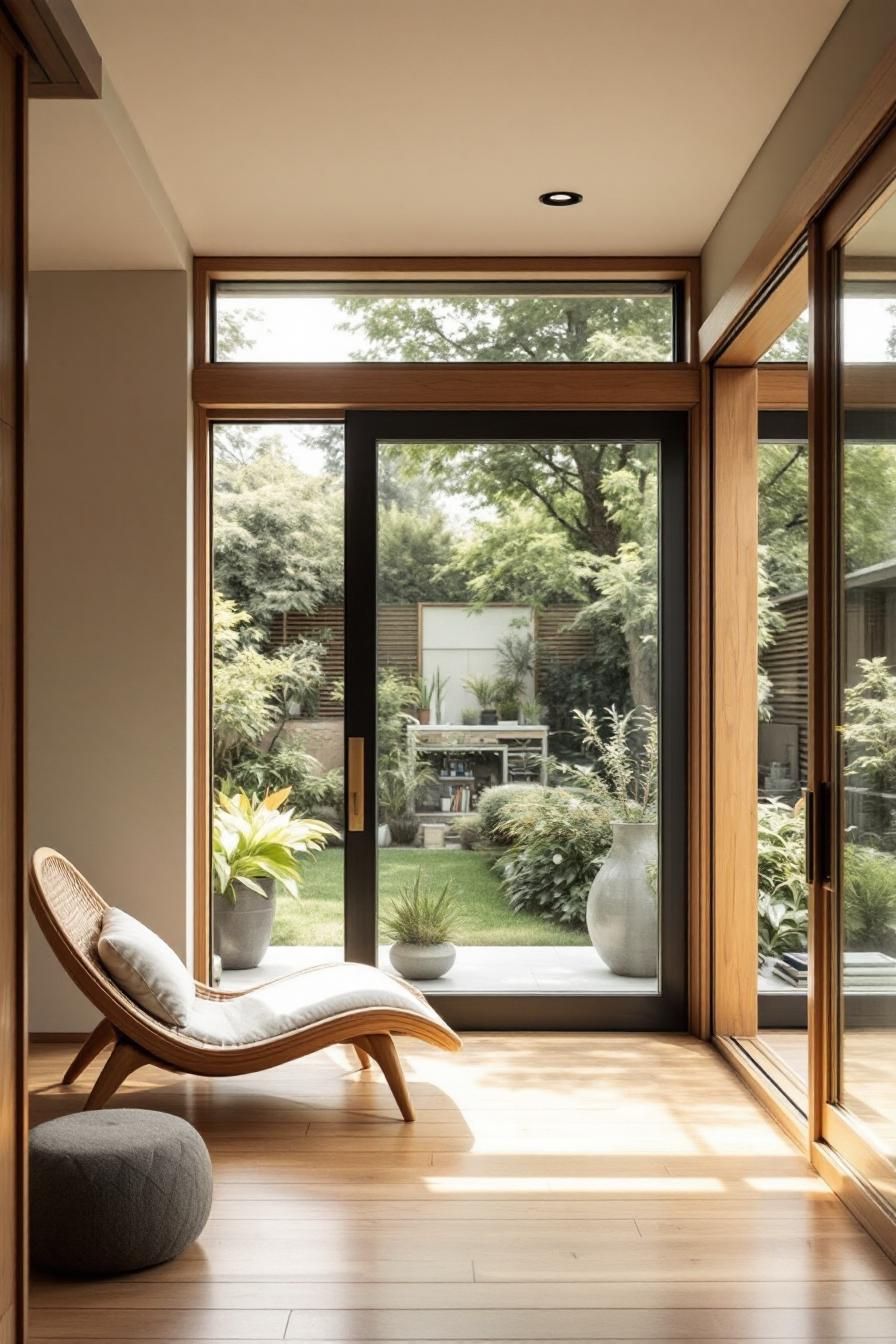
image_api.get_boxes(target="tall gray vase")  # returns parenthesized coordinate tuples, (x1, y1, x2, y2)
(213, 877, 276, 970)
(587, 821, 658, 978)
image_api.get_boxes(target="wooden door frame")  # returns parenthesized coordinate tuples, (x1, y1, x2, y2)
(0, 15, 27, 1339)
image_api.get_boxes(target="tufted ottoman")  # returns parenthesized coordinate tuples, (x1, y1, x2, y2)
(30, 1108, 213, 1275)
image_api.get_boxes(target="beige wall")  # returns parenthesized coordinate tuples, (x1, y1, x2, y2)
(26, 270, 192, 1033)
(702, 0, 896, 318)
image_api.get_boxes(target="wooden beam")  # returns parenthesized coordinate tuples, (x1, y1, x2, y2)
(193, 363, 701, 413)
(717, 254, 808, 368)
(4, 0, 101, 97)
(712, 367, 759, 1039)
(700, 41, 896, 360)
(757, 365, 808, 410)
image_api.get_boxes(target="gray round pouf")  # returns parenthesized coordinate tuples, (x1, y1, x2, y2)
(30, 1108, 213, 1276)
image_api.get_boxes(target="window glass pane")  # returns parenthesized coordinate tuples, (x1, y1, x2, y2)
(754, 420, 809, 1096)
(213, 282, 677, 363)
(374, 438, 661, 996)
(212, 423, 345, 986)
(839, 193, 896, 1161)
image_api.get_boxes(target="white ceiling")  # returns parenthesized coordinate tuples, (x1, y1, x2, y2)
(31, 0, 847, 267)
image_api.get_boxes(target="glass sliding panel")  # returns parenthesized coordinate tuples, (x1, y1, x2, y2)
(753, 410, 809, 1096)
(838, 195, 896, 1159)
(213, 281, 678, 363)
(374, 437, 661, 998)
(211, 422, 345, 986)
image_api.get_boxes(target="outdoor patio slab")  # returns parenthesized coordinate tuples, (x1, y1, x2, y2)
(221, 944, 658, 995)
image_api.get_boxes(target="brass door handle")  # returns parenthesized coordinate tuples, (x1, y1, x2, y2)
(348, 737, 364, 831)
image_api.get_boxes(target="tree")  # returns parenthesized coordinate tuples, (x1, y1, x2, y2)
(377, 504, 466, 603)
(335, 296, 673, 709)
(337, 294, 674, 364)
(438, 504, 585, 606)
(575, 455, 658, 709)
(214, 440, 343, 620)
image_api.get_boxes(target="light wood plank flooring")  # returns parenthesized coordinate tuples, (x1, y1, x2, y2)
(28, 1033, 896, 1341)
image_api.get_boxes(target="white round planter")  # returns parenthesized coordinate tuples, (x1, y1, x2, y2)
(587, 821, 658, 978)
(389, 942, 456, 981)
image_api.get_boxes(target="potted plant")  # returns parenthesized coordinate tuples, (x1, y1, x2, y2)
(495, 675, 522, 724)
(414, 669, 449, 726)
(414, 674, 433, 726)
(379, 754, 435, 845)
(464, 675, 499, 726)
(212, 786, 336, 970)
(383, 868, 458, 980)
(574, 706, 659, 978)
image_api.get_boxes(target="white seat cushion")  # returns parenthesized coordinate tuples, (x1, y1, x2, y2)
(98, 907, 195, 1027)
(183, 962, 442, 1047)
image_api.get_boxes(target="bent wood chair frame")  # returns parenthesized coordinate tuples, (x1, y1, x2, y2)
(29, 848, 460, 1121)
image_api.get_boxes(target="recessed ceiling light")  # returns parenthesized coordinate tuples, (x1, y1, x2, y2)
(539, 190, 583, 207)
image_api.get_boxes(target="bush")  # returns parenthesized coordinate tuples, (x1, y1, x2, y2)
(451, 814, 484, 850)
(478, 784, 546, 844)
(497, 787, 614, 927)
(228, 744, 343, 820)
(844, 844, 896, 952)
(757, 800, 808, 962)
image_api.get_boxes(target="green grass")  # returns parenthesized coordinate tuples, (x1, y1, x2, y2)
(272, 847, 589, 947)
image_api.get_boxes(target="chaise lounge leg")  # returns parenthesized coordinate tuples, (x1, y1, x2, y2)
(362, 1033, 415, 1122)
(84, 1036, 155, 1110)
(63, 1018, 117, 1085)
(351, 1041, 372, 1070)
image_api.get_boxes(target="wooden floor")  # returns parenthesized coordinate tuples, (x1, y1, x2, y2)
(28, 1033, 896, 1342)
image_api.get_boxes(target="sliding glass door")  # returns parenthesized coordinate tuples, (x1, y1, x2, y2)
(827, 190, 896, 1175)
(344, 411, 688, 1029)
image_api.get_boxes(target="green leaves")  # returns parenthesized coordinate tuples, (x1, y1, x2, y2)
(381, 868, 458, 946)
(571, 704, 658, 822)
(212, 787, 337, 907)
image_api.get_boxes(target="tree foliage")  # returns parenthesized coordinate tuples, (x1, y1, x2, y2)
(378, 504, 466, 603)
(214, 435, 343, 620)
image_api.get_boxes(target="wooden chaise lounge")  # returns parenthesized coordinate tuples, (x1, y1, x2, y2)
(30, 847, 461, 1121)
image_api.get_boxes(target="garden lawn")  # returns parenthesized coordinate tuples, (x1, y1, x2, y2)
(272, 847, 590, 947)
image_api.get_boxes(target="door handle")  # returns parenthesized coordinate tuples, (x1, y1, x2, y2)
(348, 737, 365, 832)
(803, 787, 815, 884)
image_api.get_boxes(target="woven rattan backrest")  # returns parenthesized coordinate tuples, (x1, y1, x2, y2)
(29, 847, 182, 1041)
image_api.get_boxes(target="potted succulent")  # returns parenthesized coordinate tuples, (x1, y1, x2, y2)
(384, 868, 458, 980)
(464, 675, 499, 726)
(379, 755, 435, 845)
(212, 786, 335, 969)
(574, 706, 659, 978)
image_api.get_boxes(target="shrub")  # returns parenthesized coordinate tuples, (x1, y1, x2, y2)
(382, 869, 458, 946)
(228, 744, 343, 819)
(844, 844, 896, 952)
(757, 799, 808, 962)
(451, 814, 484, 850)
(478, 784, 546, 844)
(497, 787, 614, 927)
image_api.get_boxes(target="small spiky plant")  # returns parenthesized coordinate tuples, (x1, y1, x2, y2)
(382, 869, 458, 946)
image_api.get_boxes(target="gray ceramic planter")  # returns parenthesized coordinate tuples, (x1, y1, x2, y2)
(213, 877, 276, 970)
(389, 942, 456, 981)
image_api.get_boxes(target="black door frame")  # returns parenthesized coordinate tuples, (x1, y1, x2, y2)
(344, 410, 689, 1030)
